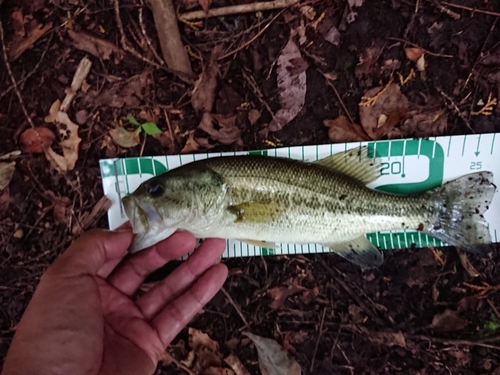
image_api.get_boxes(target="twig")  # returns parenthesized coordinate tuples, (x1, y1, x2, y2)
(316, 256, 385, 326)
(138, 4, 165, 65)
(442, 2, 500, 17)
(410, 334, 500, 351)
(310, 307, 327, 372)
(403, 0, 420, 39)
(437, 88, 474, 132)
(113, 0, 193, 82)
(386, 37, 454, 58)
(242, 70, 275, 119)
(179, 0, 300, 21)
(319, 69, 355, 124)
(221, 287, 250, 329)
(461, 18, 497, 93)
(60, 56, 92, 112)
(0, 33, 53, 100)
(430, 0, 460, 19)
(217, 9, 286, 60)
(487, 299, 500, 320)
(161, 351, 196, 375)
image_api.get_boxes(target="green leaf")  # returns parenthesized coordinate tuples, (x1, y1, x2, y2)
(127, 115, 140, 126)
(142, 122, 162, 135)
(135, 126, 142, 135)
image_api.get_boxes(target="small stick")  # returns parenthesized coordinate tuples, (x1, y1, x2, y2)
(60, 56, 92, 112)
(221, 287, 250, 329)
(441, 2, 500, 17)
(217, 9, 285, 60)
(487, 299, 500, 320)
(310, 308, 327, 372)
(179, 0, 300, 21)
(437, 88, 474, 132)
(386, 37, 454, 58)
(138, 5, 165, 65)
(410, 334, 500, 351)
(319, 69, 355, 124)
(430, 0, 460, 19)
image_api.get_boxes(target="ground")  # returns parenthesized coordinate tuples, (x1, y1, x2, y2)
(1, 0, 500, 373)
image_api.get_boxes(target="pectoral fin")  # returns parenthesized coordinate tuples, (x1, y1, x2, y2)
(323, 235, 383, 268)
(238, 239, 278, 249)
(228, 201, 285, 223)
(315, 146, 381, 184)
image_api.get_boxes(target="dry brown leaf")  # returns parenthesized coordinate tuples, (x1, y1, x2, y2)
(198, 113, 241, 145)
(405, 47, 424, 62)
(181, 132, 201, 153)
(248, 109, 261, 125)
(370, 331, 406, 348)
(153, 131, 175, 152)
(67, 30, 124, 63)
(0, 188, 12, 212)
(398, 108, 447, 138)
(184, 328, 222, 374)
(109, 127, 140, 148)
(431, 309, 467, 332)
(94, 72, 149, 108)
(44, 100, 82, 172)
(216, 84, 244, 116)
(19, 127, 55, 153)
(0, 162, 16, 191)
(224, 353, 251, 375)
(72, 196, 111, 235)
(198, 0, 213, 13)
(192, 48, 221, 113)
(204, 367, 235, 375)
(268, 283, 307, 310)
(359, 83, 408, 139)
(7, 10, 52, 61)
(355, 41, 384, 86)
(323, 115, 370, 143)
(323, 26, 340, 46)
(269, 35, 308, 132)
(243, 332, 302, 375)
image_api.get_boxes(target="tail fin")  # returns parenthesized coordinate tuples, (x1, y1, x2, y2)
(425, 171, 496, 253)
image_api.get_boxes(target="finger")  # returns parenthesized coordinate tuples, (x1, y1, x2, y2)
(107, 231, 197, 297)
(137, 238, 226, 320)
(45, 228, 134, 278)
(151, 263, 228, 347)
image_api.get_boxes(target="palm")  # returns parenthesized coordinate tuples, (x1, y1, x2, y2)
(2, 229, 228, 375)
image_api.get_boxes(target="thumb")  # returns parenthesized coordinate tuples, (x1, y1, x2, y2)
(46, 228, 135, 278)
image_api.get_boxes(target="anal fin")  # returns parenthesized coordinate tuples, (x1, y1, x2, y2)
(323, 235, 383, 268)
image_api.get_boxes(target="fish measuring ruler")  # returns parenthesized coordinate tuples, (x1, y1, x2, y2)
(100, 132, 500, 259)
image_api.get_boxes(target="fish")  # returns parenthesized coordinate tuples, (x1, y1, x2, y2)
(121, 147, 496, 268)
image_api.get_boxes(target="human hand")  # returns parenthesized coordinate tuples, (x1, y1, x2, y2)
(2, 228, 228, 375)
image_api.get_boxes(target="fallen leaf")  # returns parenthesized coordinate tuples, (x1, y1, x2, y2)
(398, 108, 447, 138)
(248, 109, 261, 125)
(370, 331, 406, 348)
(354, 41, 384, 86)
(192, 48, 221, 113)
(323, 115, 370, 143)
(46, 190, 71, 224)
(44, 100, 82, 172)
(268, 283, 307, 309)
(0, 188, 12, 212)
(243, 332, 302, 375)
(75, 109, 89, 125)
(19, 127, 55, 153)
(323, 26, 340, 46)
(72, 196, 111, 235)
(359, 83, 408, 139)
(198, 112, 241, 145)
(269, 35, 308, 132)
(405, 47, 425, 71)
(67, 30, 124, 63)
(299, 5, 316, 20)
(216, 84, 244, 116)
(183, 328, 223, 374)
(0, 162, 16, 191)
(282, 330, 308, 351)
(153, 131, 175, 152)
(181, 132, 201, 153)
(6, 9, 52, 61)
(224, 353, 251, 375)
(94, 72, 149, 108)
(431, 309, 467, 332)
(109, 126, 140, 148)
(204, 367, 235, 375)
(198, 0, 212, 13)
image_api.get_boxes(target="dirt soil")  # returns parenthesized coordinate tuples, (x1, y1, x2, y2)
(2, 0, 500, 373)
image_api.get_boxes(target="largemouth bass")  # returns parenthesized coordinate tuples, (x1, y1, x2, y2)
(121, 147, 496, 268)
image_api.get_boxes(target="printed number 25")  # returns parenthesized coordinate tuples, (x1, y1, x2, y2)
(470, 161, 482, 170)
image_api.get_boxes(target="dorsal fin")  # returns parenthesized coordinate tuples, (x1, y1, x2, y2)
(314, 146, 381, 184)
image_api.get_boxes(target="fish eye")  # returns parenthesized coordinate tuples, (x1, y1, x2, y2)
(147, 181, 164, 197)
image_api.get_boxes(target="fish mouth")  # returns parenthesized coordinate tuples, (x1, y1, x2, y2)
(122, 195, 162, 234)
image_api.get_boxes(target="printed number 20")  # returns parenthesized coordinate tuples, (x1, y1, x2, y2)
(381, 161, 402, 175)
(470, 161, 482, 170)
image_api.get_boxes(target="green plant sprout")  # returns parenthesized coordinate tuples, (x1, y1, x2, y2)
(127, 115, 162, 136)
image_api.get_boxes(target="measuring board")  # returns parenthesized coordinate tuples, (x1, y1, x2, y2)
(100, 132, 500, 259)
